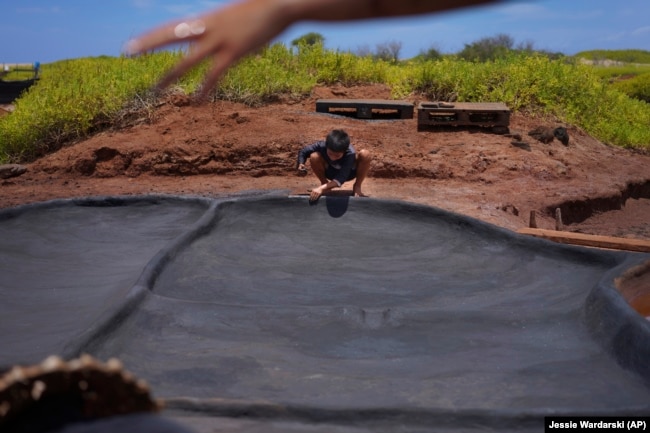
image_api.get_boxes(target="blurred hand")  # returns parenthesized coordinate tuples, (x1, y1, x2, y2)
(125, 0, 499, 97)
(126, 0, 290, 97)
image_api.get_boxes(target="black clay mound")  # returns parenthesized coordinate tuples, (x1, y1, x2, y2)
(1, 194, 649, 433)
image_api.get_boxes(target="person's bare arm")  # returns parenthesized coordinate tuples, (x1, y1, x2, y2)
(126, 0, 500, 95)
(283, 0, 500, 21)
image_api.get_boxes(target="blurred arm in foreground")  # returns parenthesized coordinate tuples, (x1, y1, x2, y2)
(125, 0, 501, 96)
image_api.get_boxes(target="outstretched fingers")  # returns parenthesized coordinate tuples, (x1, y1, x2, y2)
(124, 1, 289, 94)
(125, 19, 206, 55)
(198, 52, 237, 98)
(155, 45, 216, 91)
(126, 19, 237, 95)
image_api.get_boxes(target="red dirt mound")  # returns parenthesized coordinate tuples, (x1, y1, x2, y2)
(1, 84, 649, 241)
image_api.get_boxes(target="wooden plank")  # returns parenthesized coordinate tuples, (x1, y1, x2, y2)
(517, 228, 650, 253)
(1, 63, 40, 76)
(316, 99, 414, 119)
(291, 189, 354, 197)
(417, 101, 510, 129)
(420, 102, 509, 111)
(2, 63, 37, 69)
(316, 98, 414, 109)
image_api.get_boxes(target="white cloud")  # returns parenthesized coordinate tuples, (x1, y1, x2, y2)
(632, 26, 650, 36)
(497, 2, 605, 24)
(602, 31, 627, 42)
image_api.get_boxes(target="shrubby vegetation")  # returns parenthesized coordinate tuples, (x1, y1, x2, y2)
(582, 62, 650, 105)
(1, 40, 649, 163)
(291, 32, 325, 47)
(611, 73, 650, 103)
(456, 34, 563, 62)
(576, 49, 650, 65)
(0, 53, 185, 161)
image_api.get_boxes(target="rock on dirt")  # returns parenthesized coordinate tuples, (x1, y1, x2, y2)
(0, 164, 27, 179)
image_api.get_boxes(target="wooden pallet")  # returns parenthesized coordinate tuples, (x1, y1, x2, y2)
(417, 102, 510, 131)
(316, 99, 414, 119)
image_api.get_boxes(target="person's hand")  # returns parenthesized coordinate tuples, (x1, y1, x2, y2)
(297, 163, 308, 176)
(125, 0, 290, 97)
(310, 185, 326, 202)
(125, 0, 500, 97)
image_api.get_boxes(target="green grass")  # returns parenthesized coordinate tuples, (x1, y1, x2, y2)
(0, 54, 182, 161)
(1, 69, 38, 81)
(610, 73, 650, 103)
(1, 45, 649, 163)
(588, 64, 650, 80)
(583, 64, 650, 104)
(575, 49, 650, 64)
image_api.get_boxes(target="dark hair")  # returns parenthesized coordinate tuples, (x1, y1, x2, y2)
(325, 129, 350, 153)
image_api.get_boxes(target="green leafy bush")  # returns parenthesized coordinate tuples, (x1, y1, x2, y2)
(611, 73, 650, 103)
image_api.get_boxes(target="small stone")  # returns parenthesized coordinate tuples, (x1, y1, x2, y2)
(0, 164, 27, 179)
(528, 126, 555, 144)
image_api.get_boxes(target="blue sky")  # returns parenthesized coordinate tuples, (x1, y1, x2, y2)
(2, 0, 649, 64)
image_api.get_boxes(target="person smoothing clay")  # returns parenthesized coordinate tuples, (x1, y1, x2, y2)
(297, 129, 371, 201)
